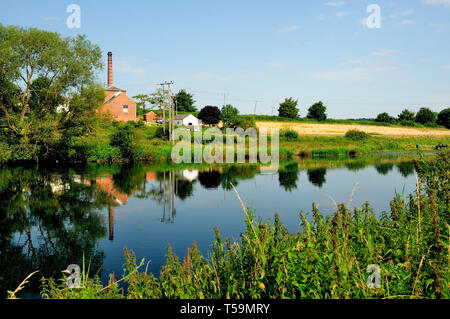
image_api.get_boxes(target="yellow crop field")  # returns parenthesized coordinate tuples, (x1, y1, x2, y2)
(255, 121, 450, 137)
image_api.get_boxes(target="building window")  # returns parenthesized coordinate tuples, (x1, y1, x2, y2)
(123, 105, 129, 114)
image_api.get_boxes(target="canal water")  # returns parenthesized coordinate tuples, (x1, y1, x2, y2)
(0, 156, 420, 297)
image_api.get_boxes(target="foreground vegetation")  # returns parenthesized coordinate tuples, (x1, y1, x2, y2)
(28, 151, 448, 299)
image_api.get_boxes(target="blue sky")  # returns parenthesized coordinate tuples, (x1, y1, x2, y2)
(1, 0, 449, 118)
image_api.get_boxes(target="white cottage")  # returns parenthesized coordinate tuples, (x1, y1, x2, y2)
(174, 114, 202, 131)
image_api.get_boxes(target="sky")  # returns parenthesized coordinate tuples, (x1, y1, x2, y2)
(0, 0, 449, 118)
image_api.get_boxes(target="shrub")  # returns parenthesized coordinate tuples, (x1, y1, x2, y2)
(345, 129, 369, 141)
(280, 129, 299, 141)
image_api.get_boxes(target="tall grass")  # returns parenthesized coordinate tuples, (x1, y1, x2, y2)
(36, 151, 449, 299)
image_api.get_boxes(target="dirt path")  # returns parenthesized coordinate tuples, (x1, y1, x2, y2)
(256, 121, 450, 137)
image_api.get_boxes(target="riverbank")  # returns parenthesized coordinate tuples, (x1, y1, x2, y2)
(15, 151, 446, 299)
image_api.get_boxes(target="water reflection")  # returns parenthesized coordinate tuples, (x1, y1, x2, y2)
(0, 157, 420, 297)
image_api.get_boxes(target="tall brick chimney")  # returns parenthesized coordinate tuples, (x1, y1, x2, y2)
(107, 52, 113, 87)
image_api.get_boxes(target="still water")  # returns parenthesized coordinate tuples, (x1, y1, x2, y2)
(0, 156, 420, 296)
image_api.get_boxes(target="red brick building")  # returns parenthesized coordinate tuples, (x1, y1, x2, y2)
(143, 111, 158, 122)
(97, 52, 137, 122)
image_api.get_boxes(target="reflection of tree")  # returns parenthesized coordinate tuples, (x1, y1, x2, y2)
(198, 171, 222, 189)
(345, 160, 368, 172)
(278, 163, 299, 192)
(396, 161, 415, 178)
(375, 163, 394, 175)
(0, 167, 108, 298)
(220, 165, 259, 190)
(176, 180, 195, 200)
(307, 168, 327, 188)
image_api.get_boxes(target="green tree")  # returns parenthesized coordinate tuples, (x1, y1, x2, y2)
(175, 89, 197, 112)
(0, 24, 104, 163)
(415, 107, 437, 126)
(375, 112, 396, 124)
(397, 109, 415, 122)
(132, 94, 151, 118)
(307, 101, 327, 121)
(436, 108, 450, 129)
(220, 104, 239, 128)
(278, 97, 299, 119)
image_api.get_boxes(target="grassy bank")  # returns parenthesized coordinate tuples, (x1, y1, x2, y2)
(21, 151, 448, 299)
(70, 119, 448, 165)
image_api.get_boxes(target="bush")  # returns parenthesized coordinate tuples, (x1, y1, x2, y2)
(278, 97, 299, 119)
(280, 129, 299, 141)
(345, 129, 369, 141)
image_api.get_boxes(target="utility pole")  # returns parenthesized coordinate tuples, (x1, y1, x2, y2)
(254, 100, 258, 115)
(159, 81, 174, 143)
(159, 82, 166, 135)
(223, 93, 227, 108)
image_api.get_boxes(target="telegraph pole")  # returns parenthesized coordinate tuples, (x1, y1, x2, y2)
(159, 81, 174, 142)
(159, 82, 166, 135)
(254, 100, 258, 115)
(223, 93, 227, 108)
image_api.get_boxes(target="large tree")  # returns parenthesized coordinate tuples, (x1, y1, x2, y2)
(437, 108, 450, 129)
(307, 101, 327, 121)
(415, 107, 437, 125)
(175, 89, 197, 112)
(198, 106, 221, 126)
(0, 24, 104, 162)
(397, 109, 415, 122)
(278, 97, 299, 119)
(220, 104, 239, 128)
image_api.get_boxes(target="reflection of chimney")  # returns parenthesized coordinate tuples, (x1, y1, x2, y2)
(107, 52, 113, 87)
(108, 206, 114, 241)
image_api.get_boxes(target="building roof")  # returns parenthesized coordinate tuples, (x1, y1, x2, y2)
(105, 86, 126, 92)
(174, 114, 192, 120)
(104, 91, 123, 104)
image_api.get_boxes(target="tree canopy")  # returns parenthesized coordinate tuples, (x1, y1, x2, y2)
(397, 109, 415, 122)
(415, 107, 437, 125)
(175, 89, 197, 112)
(437, 108, 450, 129)
(0, 24, 104, 163)
(307, 101, 327, 121)
(198, 106, 221, 126)
(220, 104, 239, 128)
(278, 97, 299, 119)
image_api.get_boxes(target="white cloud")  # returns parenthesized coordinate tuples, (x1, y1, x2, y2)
(116, 61, 147, 77)
(422, 0, 450, 7)
(324, 1, 346, 7)
(335, 11, 351, 18)
(388, 9, 414, 19)
(371, 49, 401, 57)
(429, 22, 449, 28)
(275, 25, 300, 33)
(446, 65, 450, 69)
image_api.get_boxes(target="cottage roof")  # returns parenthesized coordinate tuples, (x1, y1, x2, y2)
(174, 114, 191, 120)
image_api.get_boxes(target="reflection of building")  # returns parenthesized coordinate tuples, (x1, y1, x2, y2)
(179, 169, 199, 182)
